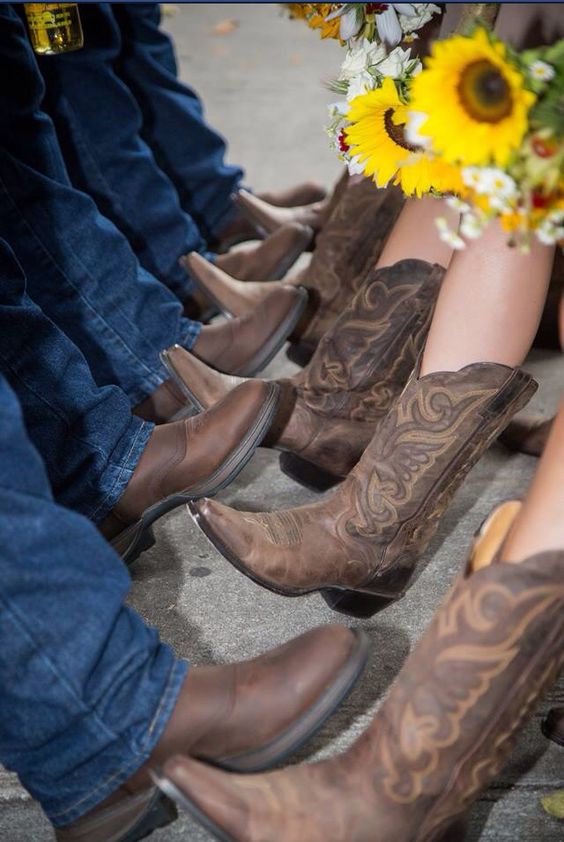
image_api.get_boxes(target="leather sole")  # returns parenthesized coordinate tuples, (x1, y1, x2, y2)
(112, 383, 280, 565)
(233, 286, 309, 377)
(211, 627, 369, 773)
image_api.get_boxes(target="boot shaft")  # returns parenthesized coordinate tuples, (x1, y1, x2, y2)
(296, 260, 445, 423)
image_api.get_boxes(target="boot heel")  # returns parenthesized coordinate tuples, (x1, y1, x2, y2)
(286, 341, 315, 367)
(125, 526, 156, 567)
(123, 791, 178, 842)
(321, 588, 396, 618)
(279, 452, 340, 492)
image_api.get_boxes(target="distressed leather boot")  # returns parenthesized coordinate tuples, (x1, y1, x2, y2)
(500, 414, 554, 457)
(190, 362, 537, 618)
(214, 222, 313, 281)
(157, 501, 564, 842)
(163, 260, 445, 490)
(55, 624, 369, 842)
(233, 189, 331, 236)
(542, 707, 564, 747)
(287, 179, 405, 365)
(100, 380, 279, 564)
(187, 180, 404, 365)
(192, 284, 308, 377)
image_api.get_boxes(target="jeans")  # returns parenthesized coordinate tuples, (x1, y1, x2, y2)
(112, 2, 244, 242)
(37, 3, 216, 300)
(0, 237, 151, 522)
(0, 373, 186, 825)
(0, 4, 201, 405)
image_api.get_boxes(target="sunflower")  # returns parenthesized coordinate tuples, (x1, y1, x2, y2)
(345, 77, 458, 196)
(345, 78, 415, 187)
(410, 27, 536, 167)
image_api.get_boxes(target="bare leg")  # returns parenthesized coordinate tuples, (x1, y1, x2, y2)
(375, 196, 458, 270)
(422, 220, 555, 374)
(500, 397, 564, 562)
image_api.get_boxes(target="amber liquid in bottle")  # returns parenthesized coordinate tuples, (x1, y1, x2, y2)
(24, 3, 83, 55)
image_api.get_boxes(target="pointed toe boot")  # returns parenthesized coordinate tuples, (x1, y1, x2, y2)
(191, 284, 308, 377)
(233, 189, 329, 236)
(163, 260, 445, 491)
(190, 362, 537, 617)
(500, 414, 554, 457)
(100, 380, 279, 564)
(55, 624, 369, 842)
(213, 221, 313, 282)
(184, 251, 307, 319)
(258, 179, 329, 208)
(157, 502, 564, 842)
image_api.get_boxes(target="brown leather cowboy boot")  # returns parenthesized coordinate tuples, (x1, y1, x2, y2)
(214, 222, 313, 282)
(500, 414, 554, 457)
(156, 501, 564, 842)
(187, 180, 404, 365)
(133, 378, 190, 424)
(54, 624, 370, 842)
(100, 380, 279, 564)
(233, 189, 331, 235)
(163, 259, 445, 490)
(542, 706, 564, 747)
(287, 179, 404, 365)
(191, 284, 308, 377)
(190, 362, 537, 618)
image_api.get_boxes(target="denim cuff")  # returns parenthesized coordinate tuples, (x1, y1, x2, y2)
(49, 657, 189, 826)
(88, 415, 154, 524)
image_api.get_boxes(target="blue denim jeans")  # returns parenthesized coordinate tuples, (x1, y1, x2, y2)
(111, 2, 244, 243)
(0, 4, 200, 405)
(0, 373, 186, 826)
(0, 236, 151, 522)
(35, 3, 217, 300)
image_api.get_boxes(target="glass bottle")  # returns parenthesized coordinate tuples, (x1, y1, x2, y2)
(24, 3, 83, 55)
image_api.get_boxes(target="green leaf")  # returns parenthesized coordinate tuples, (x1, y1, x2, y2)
(541, 789, 564, 820)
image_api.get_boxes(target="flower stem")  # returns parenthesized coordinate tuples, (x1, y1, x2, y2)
(455, 3, 500, 36)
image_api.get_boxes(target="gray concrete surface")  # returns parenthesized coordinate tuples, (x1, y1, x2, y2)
(1, 4, 562, 841)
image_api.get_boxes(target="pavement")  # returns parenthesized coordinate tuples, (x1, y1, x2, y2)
(1, 4, 562, 841)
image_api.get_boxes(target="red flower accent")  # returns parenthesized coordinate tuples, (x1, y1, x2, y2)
(338, 129, 350, 153)
(365, 3, 389, 14)
(532, 136, 556, 158)
(532, 192, 550, 209)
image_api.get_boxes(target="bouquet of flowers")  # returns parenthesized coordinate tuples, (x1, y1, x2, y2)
(340, 26, 564, 250)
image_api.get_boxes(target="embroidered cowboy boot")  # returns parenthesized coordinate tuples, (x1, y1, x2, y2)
(190, 362, 537, 618)
(157, 501, 564, 842)
(163, 259, 445, 491)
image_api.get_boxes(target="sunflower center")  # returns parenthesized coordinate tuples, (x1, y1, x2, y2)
(383, 109, 419, 152)
(457, 60, 513, 123)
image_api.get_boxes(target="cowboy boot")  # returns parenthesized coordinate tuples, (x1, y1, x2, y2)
(54, 624, 370, 842)
(190, 361, 537, 618)
(214, 222, 313, 281)
(163, 259, 445, 491)
(232, 171, 347, 237)
(157, 501, 564, 842)
(187, 180, 404, 364)
(100, 380, 280, 565)
(500, 414, 554, 457)
(192, 284, 308, 377)
(542, 707, 564, 747)
(287, 179, 405, 365)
